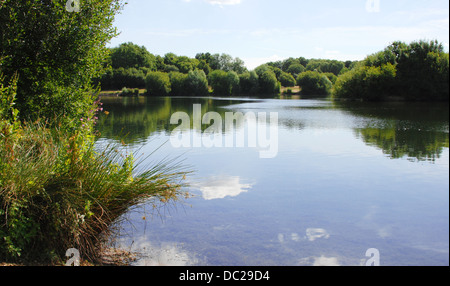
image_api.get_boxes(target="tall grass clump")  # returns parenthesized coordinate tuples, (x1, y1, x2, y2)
(0, 121, 190, 264)
(1, 77, 190, 264)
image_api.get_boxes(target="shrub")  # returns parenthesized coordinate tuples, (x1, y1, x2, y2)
(239, 71, 259, 94)
(258, 70, 281, 94)
(145, 71, 171, 96)
(184, 70, 209, 96)
(297, 71, 333, 96)
(279, 72, 296, 87)
(333, 40, 449, 101)
(169, 72, 188, 96)
(333, 63, 397, 101)
(208, 70, 240, 95)
(286, 63, 305, 77)
(0, 122, 190, 263)
(119, 87, 139, 97)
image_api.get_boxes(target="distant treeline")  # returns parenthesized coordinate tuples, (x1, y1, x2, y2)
(96, 40, 449, 101)
(95, 42, 355, 97)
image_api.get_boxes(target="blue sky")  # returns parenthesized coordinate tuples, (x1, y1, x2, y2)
(108, 0, 449, 69)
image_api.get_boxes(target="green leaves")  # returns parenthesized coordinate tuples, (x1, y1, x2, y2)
(297, 71, 332, 96)
(0, 0, 124, 124)
(333, 40, 449, 101)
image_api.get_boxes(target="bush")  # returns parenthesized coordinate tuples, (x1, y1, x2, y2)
(110, 42, 157, 70)
(333, 63, 397, 101)
(145, 71, 171, 96)
(239, 71, 259, 94)
(208, 70, 240, 95)
(333, 40, 449, 101)
(297, 71, 333, 96)
(258, 70, 281, 94)
(169, 72, 188, 96)
(119, 87, 139, 97)
(306, 59, 345, 76)
(279, 72, 296, 87)
(286, 63, 305, 77)
(0, 122, 190, 263)
(98, 68, 146, 90)
(184, 70, 209, 96)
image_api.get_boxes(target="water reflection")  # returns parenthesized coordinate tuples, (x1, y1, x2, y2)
(97, 97, 257, 144)
(97, 97, 449, 163)
(114, 237, 201, 266)
(190, 175, 253, 200)
(95, 97, 449, 266)
(337, 101, 449, 162)
(306, 228, 330, 242)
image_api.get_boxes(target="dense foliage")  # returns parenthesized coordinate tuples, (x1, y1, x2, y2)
(297, 71, 333, 96)
(0, 0, 190, 265)
(0, 0, 122, 126)
(333, 40, 449, 101)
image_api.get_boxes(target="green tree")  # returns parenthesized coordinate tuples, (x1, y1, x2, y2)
(333, 40, 449, 101)
(239, 71, 259, 94)
(279, 72, 296, 87)
(333, 63, 397, 101)
(297, 71, 333, 96)
(185, 70, 209, 96)
(286, 63, 306, 77)
(0, 0, 123, 126)
(306, 59, 345, 75)
(208, 70, 240, 95)
(169, 72, 188, 96)
(110, 42, 156, 70)
(145, 71, 171, 96)
(175, 56, 199, 74)
(259, 70, 280, 94)
(98, 67, 146, 90)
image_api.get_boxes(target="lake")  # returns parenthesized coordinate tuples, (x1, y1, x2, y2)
(95, 96, 449, 266)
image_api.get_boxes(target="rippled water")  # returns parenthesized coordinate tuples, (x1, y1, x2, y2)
(96, 96, 449, 266)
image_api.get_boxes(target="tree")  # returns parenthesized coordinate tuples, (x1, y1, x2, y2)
(98, 67, 146, 90)
(208, 70, 228, 95)
(185, 70, 209, 96)
(279, 72, 296, 87)
(145, 71, 171, 96)
(110, 42, 156, 70)
(239, 71, 259, 94)
(169, 72, 188, 96)
(286, 64, 305, 78)
(0, 0, 123, 125)
(208, 70, 240, 95)
(306, 59, 345, 75)
(297, 71, 332, 96)
(175, 56, 199, 74)
(259, 70, 280, 94)
(333, 40, 449, 101)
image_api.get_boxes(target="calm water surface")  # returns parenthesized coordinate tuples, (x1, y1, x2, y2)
(96, 96, 449, 266)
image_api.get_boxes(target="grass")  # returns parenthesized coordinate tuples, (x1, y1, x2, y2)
(280, 85, 301, 95)
(0, 121, 191, 265)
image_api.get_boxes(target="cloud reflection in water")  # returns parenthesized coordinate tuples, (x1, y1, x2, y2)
(190, 175, 253, 200)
